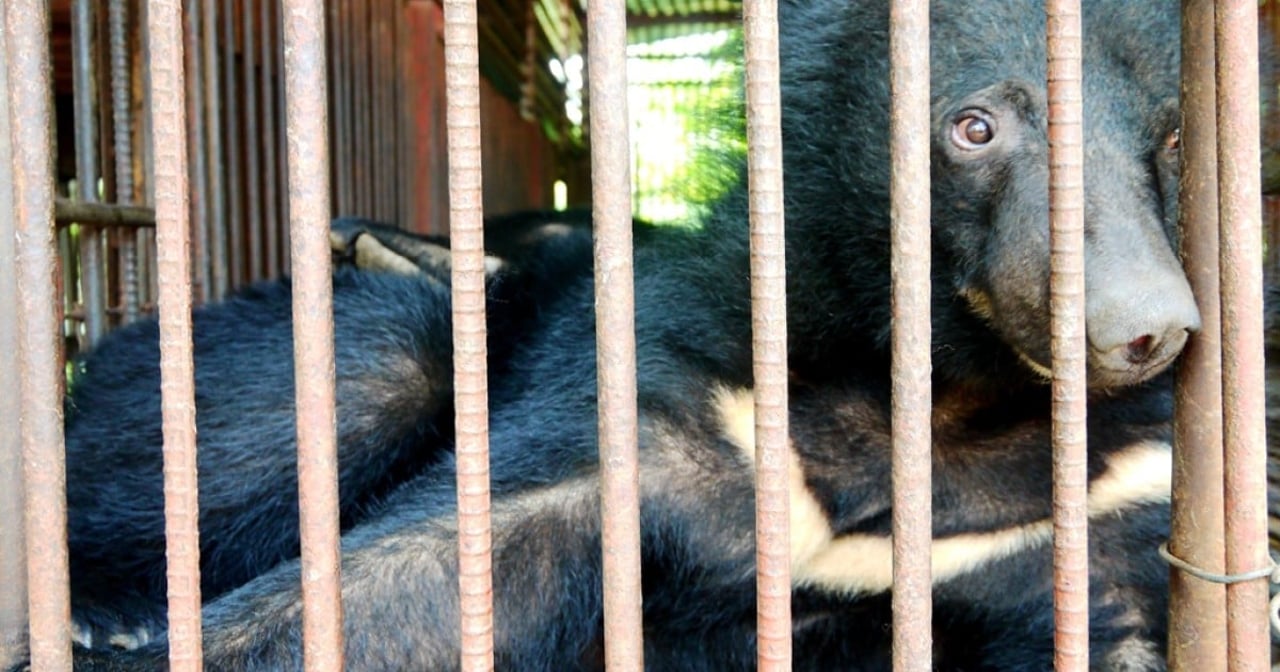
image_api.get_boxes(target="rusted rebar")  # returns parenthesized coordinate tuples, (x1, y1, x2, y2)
(377, 1, 397, 223)
(261, 0, 281, 278)
(442, 0, 496, 669)
(184, 0, 210, 303)
(243, 0, 263, 279)
(1046, 2, 1089, 670)
(108, 0, 140, 324)
(281, 2, 345, 670)
(274, 3, 291, 276)
(54, 199, 155, 227)
(0, 8, 29, 667)
(1214, 2, 1270, 669)
(354, 0, 371, 217)
(6, 0, 71, 668)
(888, 1, 933, 670)
(202, 0, 227, 300)
(586, 0, 644, 669)
(741, 0, 791, 668)
(330, 0, 350, 216)
(147, 1, 203, 668)
(1168, 1, 1227, 669)
(221, 0, 242, 290)
(71, 0, 107, 345)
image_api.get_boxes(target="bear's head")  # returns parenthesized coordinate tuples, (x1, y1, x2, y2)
(777, 0, 1201, 391)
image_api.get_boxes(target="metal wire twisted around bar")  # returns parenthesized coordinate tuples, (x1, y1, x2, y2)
(1158, 542, 1280, 641)
(1159, 542, 1276, 585)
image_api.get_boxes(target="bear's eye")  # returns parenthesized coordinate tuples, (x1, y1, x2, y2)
(952, 111, 995, 149)
(1164, 128, 1180, 152)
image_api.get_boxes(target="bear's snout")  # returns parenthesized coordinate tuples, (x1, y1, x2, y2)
(1085, 260, 1202, 387)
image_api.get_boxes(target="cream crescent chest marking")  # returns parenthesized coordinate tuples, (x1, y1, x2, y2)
(714, 387, 1171, 596)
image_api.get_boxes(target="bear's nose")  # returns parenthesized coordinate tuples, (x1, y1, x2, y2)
(1086, 278, 1201, 376)
(1095, 325, 1192, 372)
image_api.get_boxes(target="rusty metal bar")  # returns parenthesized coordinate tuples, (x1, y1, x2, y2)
(1046, 1, 1089, 669)
(59, 227, 78, 353)
(202, 0, 227, 300)
(148, 1, 204, 668)
(109, 0, 141, 324)
(395, 1, 409, 228)
(442, 0, 496, 668)
(262, 0, 281, 278)
(367, 0, 380, 220)
(71, 0, 108, 345)
(354, 0, 371, 216)
(1214, 3, 1270, 669)
(244, 0, 263, 279)
(139, 0, 158, 311)
(55, 198, 156, 227)
(1168, 1, 1227, 668)
(221, 0, 243, 290)
(741, 0, 791, 668)
(281, 1, 346, 669)
(586, 0, 644, 668)
(345, 0, 359, 218)
(275, 2, 291, 277)
(0, 6, 29, 667)
(6, 0, 71, 668)
(330, 0, 349, 216)
(887, 0, 933, 669)
(377, 1, 395, 222)
(184, 0, 210, 302)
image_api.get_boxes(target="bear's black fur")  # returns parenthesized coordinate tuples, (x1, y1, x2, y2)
(64, 211, 601, 649)
(45, 0, 1254, 669)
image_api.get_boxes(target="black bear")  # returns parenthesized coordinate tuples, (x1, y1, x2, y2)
(62, 210, 601, 650)
(45, 0, 1239, 669)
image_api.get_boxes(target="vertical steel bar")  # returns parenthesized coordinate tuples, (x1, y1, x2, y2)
(1046, 2, 1089, 670)
(586, 0, 644, 668)
(888, 0, 932, 669)
(222, 0, 243, 289)
(275, 1, 291, 276)
(395, 0, 409, 228)
(741, 0, 791, 668)
(1168, 1, 1227, 669)
(0, 5, 29, 666)
(339, 0, 354, 217)
(329, 0, 347, 216)
(261, 0, 281, 278)
(148, 0, 204, 668)
(203, 0, 227, 300)
(442, 0, 495, 669)
(281, 2, 345, 669)
(185, 0, 210, 302)
(140, 0, 159, 311)
(5, 0, 71, 668)
(377, 1, 394, 222)
(109, 0, 141, 324)
(244, 0, 263, 280)
(370, 0, 384, 221)
(71, 0, 107, 345)
(354, 0, 370, 216)
(1214, 3, 1269, 669)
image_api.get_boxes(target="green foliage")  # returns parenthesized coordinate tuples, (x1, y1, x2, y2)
(627, 26, 746, 225)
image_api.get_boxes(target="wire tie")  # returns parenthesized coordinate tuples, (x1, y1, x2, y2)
(1158, 541, 1280, 638)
